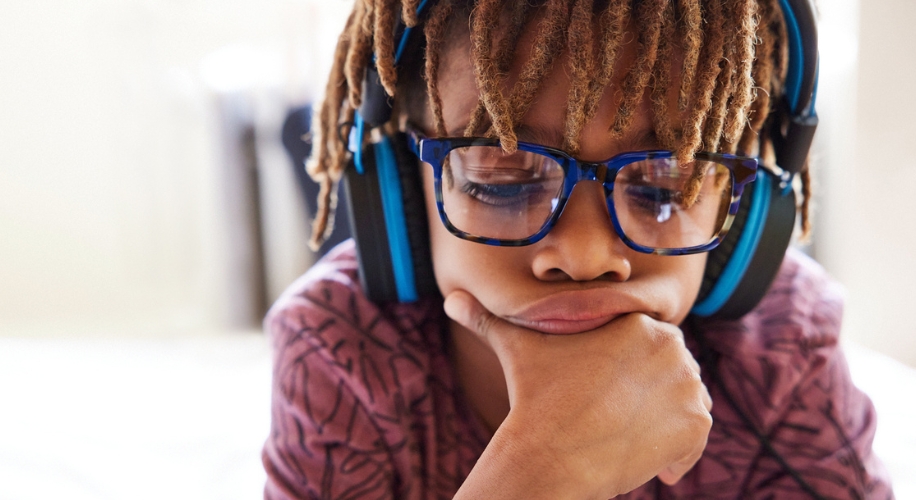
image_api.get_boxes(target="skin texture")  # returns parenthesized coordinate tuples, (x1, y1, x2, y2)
(411, 22, 714, 499)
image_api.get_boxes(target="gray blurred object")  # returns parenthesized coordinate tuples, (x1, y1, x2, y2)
(214, 93, 269, 328)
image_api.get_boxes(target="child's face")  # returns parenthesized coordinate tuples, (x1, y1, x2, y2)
(416, 26, 708, 331)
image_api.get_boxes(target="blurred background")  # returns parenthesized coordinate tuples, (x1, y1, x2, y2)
(1, 0, 914, 498)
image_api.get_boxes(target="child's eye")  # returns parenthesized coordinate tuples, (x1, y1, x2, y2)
(461, 181, 547, 207)
(623, 185, 699, 223)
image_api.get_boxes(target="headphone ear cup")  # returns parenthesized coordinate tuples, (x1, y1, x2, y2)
(697, 181, 755, 304)
(342, 132, 437, 303)
(343, 144, 398, 302)
(389, 132, 438, 298)
(693, 170, 797, 320)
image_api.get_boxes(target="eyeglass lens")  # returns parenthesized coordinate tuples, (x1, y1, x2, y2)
(439, 145, 734, 250)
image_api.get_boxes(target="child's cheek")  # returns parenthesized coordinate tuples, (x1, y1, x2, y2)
(421, 166, 527, 310)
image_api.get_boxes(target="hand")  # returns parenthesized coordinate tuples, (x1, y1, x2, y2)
(445, 290, 712, 499)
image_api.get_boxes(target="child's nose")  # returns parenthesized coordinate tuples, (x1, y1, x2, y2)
(531, 181, 632, 282)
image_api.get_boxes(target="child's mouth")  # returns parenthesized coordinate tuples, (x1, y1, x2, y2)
(505, 316, 621, 335)
(504, 289, 646, 335)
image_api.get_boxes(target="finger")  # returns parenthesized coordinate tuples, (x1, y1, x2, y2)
(657, 407, 711, 485)
(656, 440, 705, 485)
(657, 462, 690, 485)
(687, 353, 701, 374)
(443, 290, 510, 352)
(686, 359, 712, 412)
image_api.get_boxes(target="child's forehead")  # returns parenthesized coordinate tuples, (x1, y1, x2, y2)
(428, 11, 674, 150)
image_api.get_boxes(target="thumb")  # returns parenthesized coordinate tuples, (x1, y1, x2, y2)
(443, 290, 512, 354)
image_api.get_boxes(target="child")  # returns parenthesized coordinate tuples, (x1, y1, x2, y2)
(263, 0, 894, 498)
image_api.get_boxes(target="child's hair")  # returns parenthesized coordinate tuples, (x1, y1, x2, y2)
(306, 0, 812, 249)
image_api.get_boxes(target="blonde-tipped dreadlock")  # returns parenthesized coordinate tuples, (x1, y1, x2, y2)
(307, 0, 812, 249)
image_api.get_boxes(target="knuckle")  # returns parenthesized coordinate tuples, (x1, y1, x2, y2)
(656, 326, 679, 347)
(612, 311, 647, 332)
(676, 374, 713, 434)
(647, 322, 682, 356)
(695, 406, 713, 432)
(475, 311, 523, 355)
(687, 398, 714, 435)
(679, 361, 703, 382)
(475, 311, 497, 337)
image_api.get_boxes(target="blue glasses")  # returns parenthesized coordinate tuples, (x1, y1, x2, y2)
(407, 130, 758, 255)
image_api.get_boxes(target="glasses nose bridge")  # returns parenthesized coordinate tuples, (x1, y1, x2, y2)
(553, 158, 624, 245)
(570, 159, 612, 187)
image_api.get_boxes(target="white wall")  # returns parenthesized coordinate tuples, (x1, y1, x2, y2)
(824, 0, 916, 366)
(0, 1, 352, 337)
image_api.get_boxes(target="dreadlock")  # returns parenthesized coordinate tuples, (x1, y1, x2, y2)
(465, 0, 533, 137)
(610, 0, 666, 139)
(423, 0, 453, 136)
(562, 0, 597, 153)
(649, 0, 677, 151)
(497, 0, 572, 149)
(306, 0, 811, 249)
(581, 0, 630, 133)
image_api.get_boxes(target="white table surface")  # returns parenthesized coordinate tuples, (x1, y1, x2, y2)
(0, 334, 911, 499)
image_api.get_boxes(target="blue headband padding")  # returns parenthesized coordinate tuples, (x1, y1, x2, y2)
(374, 137, 419, 302)
(395, 0, 433, 63)
(395, 30, 412, 62)
(692, 172, 772, 317)
(352, 114, 366, 174)
(779, 0, 805, 113)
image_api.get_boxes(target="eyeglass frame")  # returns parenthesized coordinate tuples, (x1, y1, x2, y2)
(406, 129, 759, 256)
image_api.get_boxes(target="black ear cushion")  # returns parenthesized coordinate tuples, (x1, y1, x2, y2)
(343, 146, 398, 302)
(343, 133, 438, 303)
(697, 181, 755, 303)
(715, 178, 796, 319)
(389, 132, 439, 298)
(695, 171, 798, 320)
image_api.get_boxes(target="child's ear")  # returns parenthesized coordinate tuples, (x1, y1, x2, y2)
(343, 132, 438, 303)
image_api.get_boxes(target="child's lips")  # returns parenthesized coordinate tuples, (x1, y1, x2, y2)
(504, 289, 646, 335)
(506, 316, 622, 335)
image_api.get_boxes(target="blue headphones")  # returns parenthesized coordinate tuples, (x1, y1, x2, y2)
(342, 0, 819, 320)
(693, 0, 819, 318)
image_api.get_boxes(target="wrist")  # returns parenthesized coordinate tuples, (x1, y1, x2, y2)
(455, 413, 607, 500)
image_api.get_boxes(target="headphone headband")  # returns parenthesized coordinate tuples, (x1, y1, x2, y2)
(771, 0, 819, 176)
(780, 0, 819, 116)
